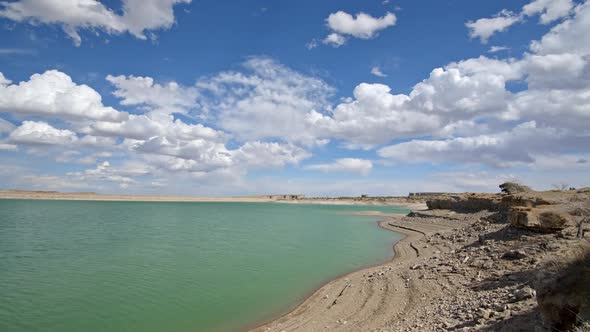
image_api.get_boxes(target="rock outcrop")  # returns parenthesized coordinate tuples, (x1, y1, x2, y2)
(426, 193, 506, 212)
(426, 184, 587, 234)
(499, 182, 532, 194)
(508, 206, 570, 233)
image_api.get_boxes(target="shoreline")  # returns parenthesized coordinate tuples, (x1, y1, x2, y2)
(249, 211, 452, 332)
(244, 213, 412, 332)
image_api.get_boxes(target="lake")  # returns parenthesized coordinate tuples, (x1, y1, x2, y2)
(0, 200, 406, 332)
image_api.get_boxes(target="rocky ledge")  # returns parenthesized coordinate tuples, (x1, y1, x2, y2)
(413, 183, 590, 331)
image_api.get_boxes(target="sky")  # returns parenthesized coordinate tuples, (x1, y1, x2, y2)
(0, 0, 589, 196)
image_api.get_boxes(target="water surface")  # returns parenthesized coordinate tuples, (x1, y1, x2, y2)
(0, 200, 407, 332)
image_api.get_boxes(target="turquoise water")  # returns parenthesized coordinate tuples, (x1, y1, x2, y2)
(0, 200, 406, 332)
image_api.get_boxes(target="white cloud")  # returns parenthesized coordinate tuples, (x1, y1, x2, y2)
(323, 33, 347, 47)
(197, 57, 334, 145)
(0, 0, 191, 46)
(305, 158, 373, 175)
(8, 121, 78, 145)
(530, 0, 590, 55)
(0, 70, 127, 122)
(321, 11, 396, 48)
(370, 66, 387, 77)
(67, 161, 138, 188)
(326, 11, 396, 39)
(466, 10, 521, 43)
(467, 0, 577, 43)
(522, 0, 574, 24)
(307, 83, 438, 149)
(306, 39, 319, 50)
(0, 73, 10, 86)
(232, 142, 311, 169)
(308, 56, 521, 149)
(106, 74, 198, 115)
(488, 45, 510, 53)
(2, 0, 590, 196)
(378, 121, 590, 168)
(83, 113, 223, 141)
(131, 136, 233, 172)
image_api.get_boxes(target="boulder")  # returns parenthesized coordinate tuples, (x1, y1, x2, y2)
(511, 286, 535, 302)
(509, 207, 569, 232)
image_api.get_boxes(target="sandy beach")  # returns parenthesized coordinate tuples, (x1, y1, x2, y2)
(251, 210, 466, 332)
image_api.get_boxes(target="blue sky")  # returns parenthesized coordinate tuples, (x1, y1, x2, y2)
(0, 0, 589, 196)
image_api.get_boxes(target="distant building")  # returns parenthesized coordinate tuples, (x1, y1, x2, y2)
(360, 194, 368, 198)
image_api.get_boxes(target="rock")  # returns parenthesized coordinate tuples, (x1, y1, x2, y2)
(511, 287, 535, 302)
(509, 207, 569, 232)
(501, 250, 527, 260)
(426, 194, 506, 212)
(492, 303, 508, 312)
(500, 182, 531, 194)
(479, 309, 493, 320)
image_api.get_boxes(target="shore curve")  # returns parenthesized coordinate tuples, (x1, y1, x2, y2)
(250, 212, 466, 332)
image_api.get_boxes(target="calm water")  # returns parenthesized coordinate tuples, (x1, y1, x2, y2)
(0, 200, 406, 332)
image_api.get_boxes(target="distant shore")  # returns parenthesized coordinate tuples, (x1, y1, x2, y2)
(0, 190, 427, 210)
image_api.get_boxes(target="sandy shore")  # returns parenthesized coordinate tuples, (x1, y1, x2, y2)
(251, 210, 469, 332)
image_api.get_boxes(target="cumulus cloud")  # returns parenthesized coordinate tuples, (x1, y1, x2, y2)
(2, 0, 590, 194)
(327, 11, 396, 39)
(307, 83, 438, 149)
(0, 0, 191, 46)
(378, 122, 590, 168)
(66, 161, 145, 189)
(197, 57, 334, 145)
(0, 70, 127, 122)
(322, 11, 396, 47)
(232, 142, 311, 169)
(307, 56, 522, 149)
(467, 0, 576, 43)
(323, 33, 347, 47)
(522, 0, 574, 24)
(106, 74, 198, 115)
(466, 10, 521, 43)
(83, 113, 223, 141)
(530, 0, 590, 55)
(8, 121, 78, 145)
(305, 158, 373, 175)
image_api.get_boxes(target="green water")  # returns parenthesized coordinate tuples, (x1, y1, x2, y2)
(0, 200, 406, 332)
